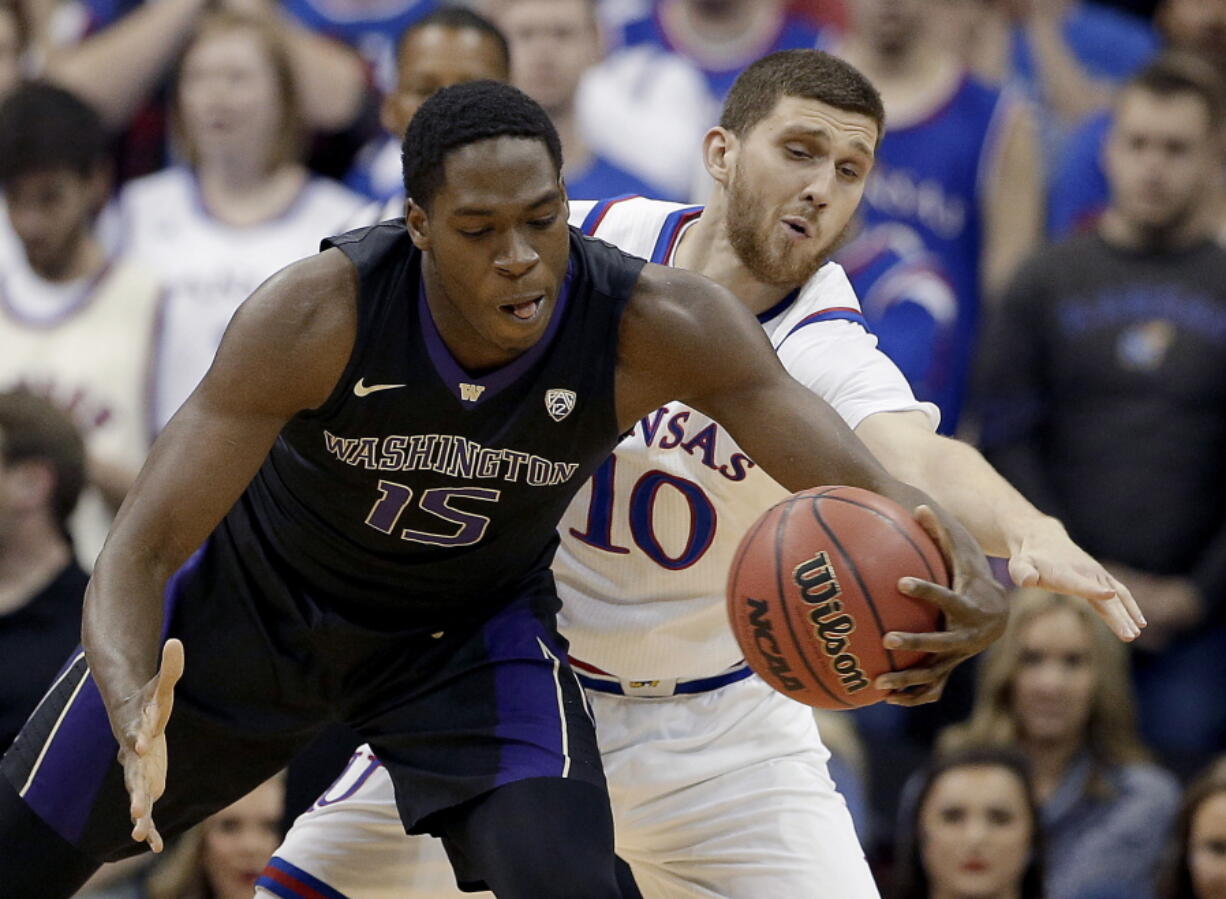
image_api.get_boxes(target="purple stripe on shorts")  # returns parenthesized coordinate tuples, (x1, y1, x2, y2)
(21, 668, 116, 845)
(484, 600, 569, 787)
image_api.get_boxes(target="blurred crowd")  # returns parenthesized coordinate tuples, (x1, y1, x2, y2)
(0, 0, 1224, 896)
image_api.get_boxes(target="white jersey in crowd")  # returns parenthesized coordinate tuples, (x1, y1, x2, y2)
(0, 240, 162, 565)
(559, 196, 938, 682)
(262, 199, 936, 899)
(117, 167, 366, 430)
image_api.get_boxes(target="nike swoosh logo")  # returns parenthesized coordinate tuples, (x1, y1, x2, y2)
(353, 378, 407, 398)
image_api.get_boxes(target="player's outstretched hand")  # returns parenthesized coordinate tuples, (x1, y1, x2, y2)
(1007, 523, 1144, 642)
(115, 639, 184, 853)
(875, 506, 1006, 706)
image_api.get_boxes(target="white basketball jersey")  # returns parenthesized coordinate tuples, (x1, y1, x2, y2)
(0, 252, 163, 564)
(117, 168, 366, 430)
(556, 197, 939, 680)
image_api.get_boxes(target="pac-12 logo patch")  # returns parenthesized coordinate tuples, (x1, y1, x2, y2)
(545, 388, 577, 422)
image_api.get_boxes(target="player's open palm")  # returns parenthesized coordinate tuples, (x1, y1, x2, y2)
(115, 639, 184, 853)
(1007, 529, 1144, 642)
(877, 506, 1006, 706)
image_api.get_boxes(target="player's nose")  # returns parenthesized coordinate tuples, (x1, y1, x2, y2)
(800, 162, 835, 210)
(494, 229, 540, 278)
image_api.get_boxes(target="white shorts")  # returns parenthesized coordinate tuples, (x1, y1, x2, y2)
(259, 676, 878, 898)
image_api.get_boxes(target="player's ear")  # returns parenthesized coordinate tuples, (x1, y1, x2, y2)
(703, 126, 736, 188)
(406, 199, 430, 251)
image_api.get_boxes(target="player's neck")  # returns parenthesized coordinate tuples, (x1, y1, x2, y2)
(837, 35, 961, 129)
(195, 160, 308, 229)
(932, 885, 1021, 899)
(674, 201, 794, 316)
(0, 522, 71, 616)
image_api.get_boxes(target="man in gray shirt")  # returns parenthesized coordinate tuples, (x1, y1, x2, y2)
(980, 53, 1226, 773)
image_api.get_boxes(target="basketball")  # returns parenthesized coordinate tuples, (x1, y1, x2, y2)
(726, 486, 949, 710)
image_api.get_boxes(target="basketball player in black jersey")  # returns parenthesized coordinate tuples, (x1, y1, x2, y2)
(0, 81, 1005, 898)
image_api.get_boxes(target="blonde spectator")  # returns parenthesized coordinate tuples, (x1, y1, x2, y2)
(116, 11, 365, 431)
(894, 746, 1045, 899)
(942, 589, 1179, 899)
(1162, 758, 1226, 899)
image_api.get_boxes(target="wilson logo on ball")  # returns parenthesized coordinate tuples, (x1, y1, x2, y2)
(793, 553, 870, 694)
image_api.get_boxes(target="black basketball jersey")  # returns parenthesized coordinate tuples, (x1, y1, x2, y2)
(214, 221, 645, 628)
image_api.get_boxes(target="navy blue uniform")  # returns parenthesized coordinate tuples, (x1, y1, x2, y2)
(1, 221, 645, 878)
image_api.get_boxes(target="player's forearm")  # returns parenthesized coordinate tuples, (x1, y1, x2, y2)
(82, 538, 176, 716)
(903, 433, 1058, 559)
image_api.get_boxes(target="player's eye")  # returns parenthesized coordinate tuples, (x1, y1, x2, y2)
(529, 215, 558, 229)
(458, 227, 492, 239)
(839, 166, 861, 180)
(785, 145, 812, 160)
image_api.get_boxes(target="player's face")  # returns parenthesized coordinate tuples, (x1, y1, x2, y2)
(1011, 608, 1096, 746)
(382, 26, 509, 139)
(410, 137, 569, 369)
(1104, 88, 1221, 236)
(178, 29, 286, 168)
(4, 169, 102, 281)
(919, 765, 1034, 898)
(849, 0, 928, 55)
(1190, 792, 1226, 899)
(499, 0, 599, 115)
(724, 96, 876, 288)
(200, 778, 283, 899)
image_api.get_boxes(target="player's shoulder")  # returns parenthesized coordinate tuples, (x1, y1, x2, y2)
(568, 196, 698, 259)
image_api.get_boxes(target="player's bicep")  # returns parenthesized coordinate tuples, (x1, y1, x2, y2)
(107, 251, 357, 569)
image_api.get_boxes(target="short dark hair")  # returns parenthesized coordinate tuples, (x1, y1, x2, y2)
(397, 6, 510, 77)
(402, 79, 562, 209)
(720, 50, 885, 147)
(893, 746, 1046, 899)
(1120, 51, 1226, 128)
(0, 81, 108, 184)
(0, 389, 86, 535)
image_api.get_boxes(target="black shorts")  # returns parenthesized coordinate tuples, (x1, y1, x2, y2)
(0, 537, 603, 862)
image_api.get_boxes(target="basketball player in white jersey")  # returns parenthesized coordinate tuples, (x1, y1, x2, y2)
(0, 82, 162, 565)
(258, 52, 1142, 899)
(118, 11, 365, 432)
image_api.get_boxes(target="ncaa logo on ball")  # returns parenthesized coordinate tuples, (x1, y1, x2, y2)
(742, 597, 804, 692)
(545, 388, 577, 422)
(794, 552, 870, 694)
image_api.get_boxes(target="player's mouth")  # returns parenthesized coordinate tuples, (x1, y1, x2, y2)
(499, 293, 546, 322)
(960, 859, 989, 874)
(780, 216, 814, 240)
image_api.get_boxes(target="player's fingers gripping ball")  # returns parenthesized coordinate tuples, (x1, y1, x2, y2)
(727, 486, 949, 709)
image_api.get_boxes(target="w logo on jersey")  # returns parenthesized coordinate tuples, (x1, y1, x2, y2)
(459, 382, 486, 402)
(545, 389, 577, 422)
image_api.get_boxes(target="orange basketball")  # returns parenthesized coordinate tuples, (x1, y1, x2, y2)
(726, 486, 949, 709)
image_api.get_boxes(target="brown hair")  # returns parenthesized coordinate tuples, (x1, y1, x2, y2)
(720, 49, 885, 147)
(1119, 51, 1226, 132)
(941, 589, 1151, 797)
(0, 388, 86, 535)
(894, 745, 1046, 899)
(1160, 757, 1226, 899)
(170, 11, 304, 171)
